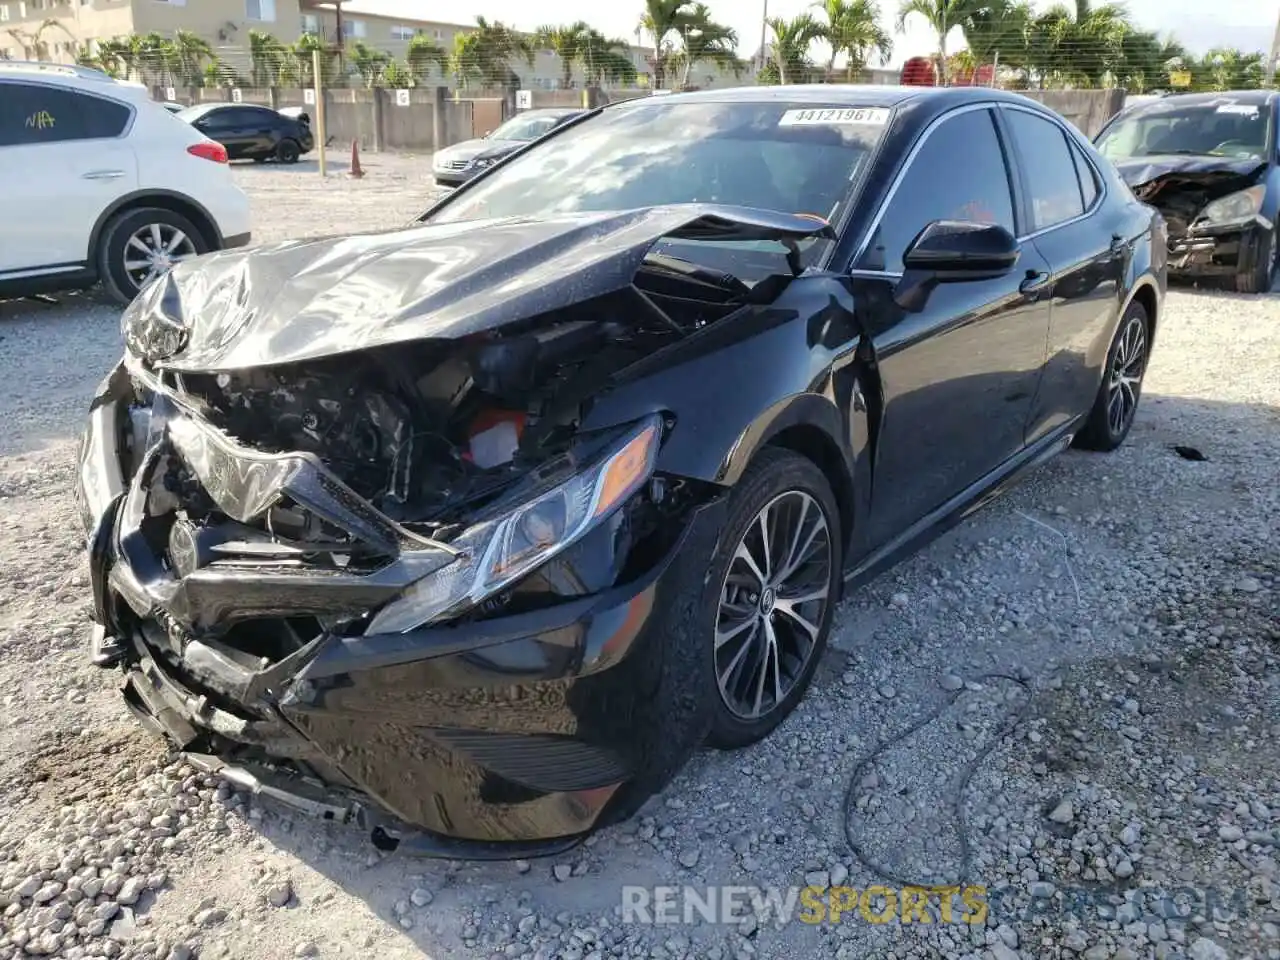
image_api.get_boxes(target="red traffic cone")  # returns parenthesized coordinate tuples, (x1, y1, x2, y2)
(348, 139, 364, 179)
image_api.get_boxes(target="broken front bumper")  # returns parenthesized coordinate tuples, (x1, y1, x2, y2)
(76, 360, 724, 856)
(1167, 216, 1270, 279)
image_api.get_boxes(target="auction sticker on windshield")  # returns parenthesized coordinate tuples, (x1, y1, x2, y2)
(779, 107, 891, 127)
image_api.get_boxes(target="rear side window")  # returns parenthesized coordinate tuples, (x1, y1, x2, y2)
(858, 107, 1016, 274)
(1004, 108, 1086, 232)
(0, 82, 131, 147)
(1070, 140, 1100, 209)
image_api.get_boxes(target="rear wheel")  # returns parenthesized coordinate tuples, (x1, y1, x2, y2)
(1074, 299, 1150, 452)
(276, 139, 301, 164)
(97, 207, 206, 305)
(1236, 226, 1277, 294)
(706, 448, 842, 749)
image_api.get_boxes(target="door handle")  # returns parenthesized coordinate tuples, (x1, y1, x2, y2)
(1019, 270, 1051, 296)
(82, 170, 125, 180)
(1110, 233, 1126, 254)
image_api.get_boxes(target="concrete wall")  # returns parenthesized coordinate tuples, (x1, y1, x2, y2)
(1021, 89, 1126, 138)
(160, 85, 474, 151)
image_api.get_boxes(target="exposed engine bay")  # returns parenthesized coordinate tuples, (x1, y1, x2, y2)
(1129, 167, 1263, 243)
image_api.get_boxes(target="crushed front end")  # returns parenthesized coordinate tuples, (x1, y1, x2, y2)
(1122, 162, 1270, 281)
(77, 314, 725, 856)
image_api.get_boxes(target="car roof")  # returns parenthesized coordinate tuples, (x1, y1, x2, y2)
(519, 108, 584, 118)
(627, 84, 1049, 108)
(0, 61, 149, 98)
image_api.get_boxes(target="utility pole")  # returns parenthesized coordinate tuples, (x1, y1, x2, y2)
(758, 0, 768, 72)
(1267, 4, 1280, 86)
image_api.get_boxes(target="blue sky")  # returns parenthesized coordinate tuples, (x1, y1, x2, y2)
(333, 0, 1274, 64)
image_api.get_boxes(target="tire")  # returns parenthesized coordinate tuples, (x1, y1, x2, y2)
(276, 139, 301, 164)
(1235, 226, 1277, 294)
(96, 207, 208, 306)
(705, 447, 843, 749)
(1074, 299, 1150, 452)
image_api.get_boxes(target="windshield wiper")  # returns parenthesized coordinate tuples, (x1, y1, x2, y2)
(639, 252, 751, 296)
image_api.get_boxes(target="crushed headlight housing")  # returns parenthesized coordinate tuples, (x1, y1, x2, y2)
(1199, 185, 1265, 226)
(366, 415, 662, 634)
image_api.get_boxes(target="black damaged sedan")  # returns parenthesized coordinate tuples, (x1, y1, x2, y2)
(77, 86, 1165, 857)
(1095, 90, 1277, 293)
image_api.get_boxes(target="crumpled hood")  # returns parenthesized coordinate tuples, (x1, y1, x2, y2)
(128, 204, 834, 373)
(1113, 154, 1266, 188)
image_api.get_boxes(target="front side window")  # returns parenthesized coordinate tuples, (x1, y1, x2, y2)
(1096, 99, 1271, 162)
(858, 108, 1015, 273)
(0, 83, 129, 147)
(1004, 108, 1086, 232)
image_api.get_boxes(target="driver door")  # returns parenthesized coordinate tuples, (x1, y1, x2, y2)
(853, 105, 1052, 550)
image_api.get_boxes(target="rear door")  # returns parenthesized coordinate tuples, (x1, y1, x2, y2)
(853, 105, 1053, 549)
(0, 80, 139, 274)
(1000, 105, 1125, 444)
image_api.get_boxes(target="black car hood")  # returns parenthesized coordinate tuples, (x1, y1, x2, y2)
(1113, 154, 1266, 188)
(131, 204, 834, 373)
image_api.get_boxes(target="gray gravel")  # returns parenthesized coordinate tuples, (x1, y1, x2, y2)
(0, 153, 1277, 960)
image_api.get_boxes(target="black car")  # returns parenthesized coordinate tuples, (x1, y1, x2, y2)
(432, 108, 585, 186)
(1096, 90, 1278, 293)
(176, 102, 315, 164)
(77, 85, 1164, 857)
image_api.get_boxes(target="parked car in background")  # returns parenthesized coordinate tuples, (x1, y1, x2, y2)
(1096, 90, 1278, 293)
(176, 102, 315, 164)
(432, 107, 586, 186)
(0, 61, 251, 304)
(80, 85, 1164, 855)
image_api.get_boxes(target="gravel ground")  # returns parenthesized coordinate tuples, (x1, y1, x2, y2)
(0, 152, 1277, 960)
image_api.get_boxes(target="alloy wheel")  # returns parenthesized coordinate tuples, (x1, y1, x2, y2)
(714, 490, 833, 720)
(122, 223, 197, 290)
(1107, 312, 1147, 437)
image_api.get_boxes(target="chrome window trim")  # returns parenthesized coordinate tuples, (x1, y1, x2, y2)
(1001, 102, 1108, 242)
(848, 101, 1005, 271)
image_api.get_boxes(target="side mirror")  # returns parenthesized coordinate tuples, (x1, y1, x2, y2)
(894, 220, 1020, 312)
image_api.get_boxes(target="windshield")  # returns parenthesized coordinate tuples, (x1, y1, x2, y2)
(490, 113, 571, 142)
(430, 100, 888, 234)
(1096, 100, 1270, 161)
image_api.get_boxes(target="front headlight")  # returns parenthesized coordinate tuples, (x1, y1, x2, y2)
(472, 156, 495, 169)
(366, 416, 662, 634)
(1200, 185, 1265, 225)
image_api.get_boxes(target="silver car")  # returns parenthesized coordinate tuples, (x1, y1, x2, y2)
(433, 108, 586, 187)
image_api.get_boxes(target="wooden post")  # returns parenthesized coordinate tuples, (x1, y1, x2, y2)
(312, 49, 328, 178)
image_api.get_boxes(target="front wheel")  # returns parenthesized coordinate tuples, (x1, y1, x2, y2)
(96, 208, 207, 305)
(276, 139, 301, 164)
(1074, 299, 1150, 452)
(1236, 226, 1277, 294)
(706, 448, 843, 749)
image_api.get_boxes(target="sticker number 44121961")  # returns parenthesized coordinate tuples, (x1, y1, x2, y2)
(779, 107, 892, 127)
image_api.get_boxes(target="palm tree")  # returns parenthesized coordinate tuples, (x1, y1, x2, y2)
(171, 30, 212, 87)
(960, 0, 1032, 72)
(579, 29, 639, 87)
(406, 33, 448, 84)
(813, 0, 892, 82)
(1113, 29, 1183, 92)
(535, 22, 588, 88)
(291, 32, 336, 87)
(767, 14, 822, 84)
(348, 39, 390, 87)
(450, 17, 533, 89)
(638, 0, 690, 89)
(247, 29, 286, 87)
(676, 4, 739, 86)
(895, 0, 985, 85)
(1200, 48, 1265, 91)
(92, 37, 132, 78)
